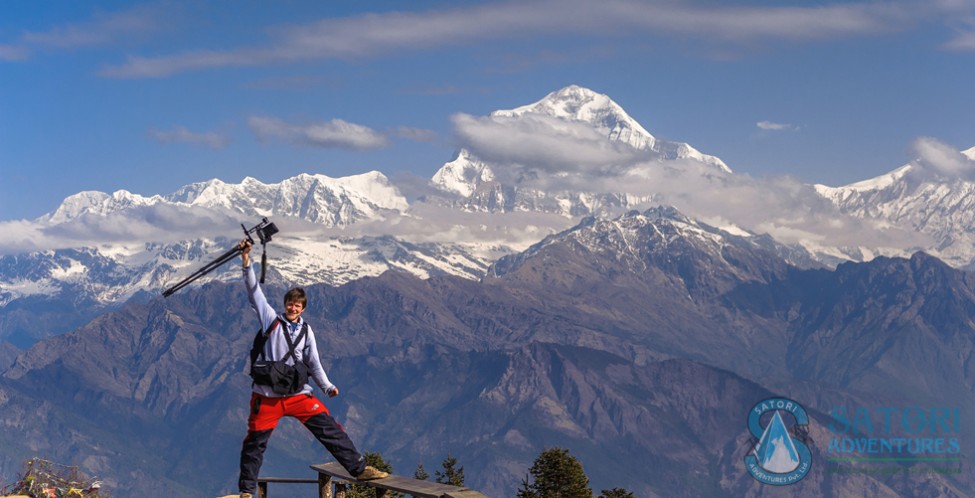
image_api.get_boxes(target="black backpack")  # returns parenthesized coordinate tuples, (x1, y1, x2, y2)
(249, 319, 310, 395)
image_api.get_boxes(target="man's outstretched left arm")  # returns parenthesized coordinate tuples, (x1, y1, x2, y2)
(305, 329, 338, 397)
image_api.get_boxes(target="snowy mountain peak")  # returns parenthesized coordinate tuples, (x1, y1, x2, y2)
(431, 149, 496, 197)
(487, 205, 788, 295)
(429, 85, 730, 216)
(42, 170, 408, 227)
(493, 85, 730, 172)
(326, 170, 409, 210)
(502, 206, 727, 268)
(44, 189, 164, 224)
(494, 85, 657, 150)
(812, 143, 975, 269)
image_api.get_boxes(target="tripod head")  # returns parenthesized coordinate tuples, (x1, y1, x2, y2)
(162, 218, 280, 297)
(243, 217, 279, 246)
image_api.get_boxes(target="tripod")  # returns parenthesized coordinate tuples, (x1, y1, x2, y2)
(162, 218, 279, 297)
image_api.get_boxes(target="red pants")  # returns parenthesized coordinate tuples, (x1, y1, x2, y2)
(239, 393, 365, 494)
(247, 392, 329, 431)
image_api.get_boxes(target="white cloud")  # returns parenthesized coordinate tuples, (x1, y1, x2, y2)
(0, 220, 52, 254)
(0, 44, 29, 61)
(940, 5, 975, 50)
(944, 31, 975, 49)
(3, 6, 166, 61)
(97, 0, 938, 78)
(0, 196, 566, 263)
(0, 205, 243, 256)
(606, 159, 929, 249)
(247, 116, 388, 150)
(0, 156, 931, 261)
(100, 50, 269, 78)
(148, 127, 229, 149)
(909, 136, 975, 181)
(757, 120, 798, 131)
(345, 202, 575, 250)
(450, 112, 652, 184)
(394, 126, 438, 143)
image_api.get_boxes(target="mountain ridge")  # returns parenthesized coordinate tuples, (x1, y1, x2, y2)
(2, 206, 973, 496)
(44, 171, 408, 226)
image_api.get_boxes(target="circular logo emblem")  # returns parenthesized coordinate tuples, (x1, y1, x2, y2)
(744, 397, 812, 485)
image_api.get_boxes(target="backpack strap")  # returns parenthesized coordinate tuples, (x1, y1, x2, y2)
(250, 319, 282, 365)
(251, 319, 308, 364)
(281, 322, 308, 365)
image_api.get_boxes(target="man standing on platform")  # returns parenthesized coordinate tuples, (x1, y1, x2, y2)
(228, 238, 387, 498)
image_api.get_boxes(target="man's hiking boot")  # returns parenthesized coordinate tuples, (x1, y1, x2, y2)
(356, 465, 389, 480)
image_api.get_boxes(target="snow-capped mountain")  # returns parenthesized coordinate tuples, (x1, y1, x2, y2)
(45, 171, 407, 227)
(5, 84, 975, 348)
(0, 231, 496, 346)
(432, 149, 660, 217)
(5, 85, 741, 319)
(0, 169, 505, 344)
(489, 205, 791, 295)
(815, 146, 975, 269)
(493, 85, 730, 172)
(431, 85, 728, 215)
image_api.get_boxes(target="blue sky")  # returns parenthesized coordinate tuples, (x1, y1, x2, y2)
(3, 0, 975, 221)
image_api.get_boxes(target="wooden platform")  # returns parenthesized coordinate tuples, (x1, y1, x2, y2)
(310, 461, 490, 498)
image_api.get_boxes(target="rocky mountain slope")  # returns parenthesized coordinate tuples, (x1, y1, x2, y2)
(2, 207, 972, 497)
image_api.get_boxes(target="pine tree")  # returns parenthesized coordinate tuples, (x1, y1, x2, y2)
(407, 463, 431, 498)
(434, 453, 465, 486)
(517, 447, 592, 498)
(598, 488, 635, 498)
(414, 463, 429, 481)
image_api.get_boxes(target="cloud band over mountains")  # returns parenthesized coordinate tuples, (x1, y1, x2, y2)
(81, 1, 974, 78)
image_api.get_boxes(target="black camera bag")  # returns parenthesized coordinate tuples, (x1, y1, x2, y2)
(250, 319, 309, 395)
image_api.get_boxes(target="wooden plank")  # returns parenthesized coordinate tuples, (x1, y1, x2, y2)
(443, 492, 493, 498)
(310, 462, 491, 498)
(258, 477, 319, 484)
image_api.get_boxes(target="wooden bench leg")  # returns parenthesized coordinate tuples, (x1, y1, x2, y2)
(258, 481, 267, 498)
(319, 474, 332, 498)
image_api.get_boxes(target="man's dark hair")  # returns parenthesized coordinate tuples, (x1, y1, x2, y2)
(284, 287, 307, 308)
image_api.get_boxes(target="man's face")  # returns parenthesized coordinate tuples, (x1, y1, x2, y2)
(284, 300, 304, 322)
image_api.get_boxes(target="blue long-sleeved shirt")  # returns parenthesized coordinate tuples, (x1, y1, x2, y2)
(245, 265, 335, 397)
